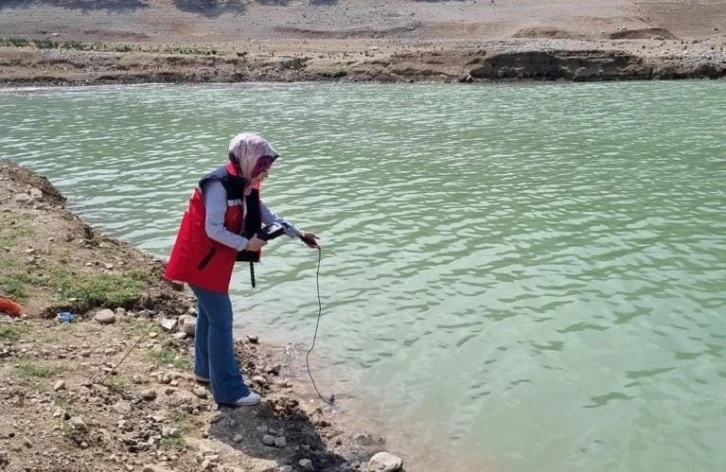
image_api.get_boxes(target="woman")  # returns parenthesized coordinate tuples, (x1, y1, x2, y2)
(164, 132, 320, 406)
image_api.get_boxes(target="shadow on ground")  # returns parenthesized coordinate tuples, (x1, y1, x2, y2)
(209, 398, 360, 472)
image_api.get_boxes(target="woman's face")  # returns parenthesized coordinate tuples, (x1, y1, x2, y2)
(251, 169, 269, 184)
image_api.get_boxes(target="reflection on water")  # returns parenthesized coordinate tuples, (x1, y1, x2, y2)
(1, 82, 725, 472)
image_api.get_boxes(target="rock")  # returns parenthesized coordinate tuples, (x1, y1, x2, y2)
(299, 459, 314, 471)
(274, 436, 286, 448)
(161, 426, 179, 437)
(115, 307, 126, 316)
(53, 380, 66, 391)
(247, 335, 259, 344)
(265, 364, 281, 376)
(193, 387, 207, 399)
(178, 315, 197, 336)
(279, 467, 293, 472)
(159, 318, 177, 332)
(69, 416, 87, 432)
(132, 374, 144, 384)
(233, 433, 244, 442)
(173, 332, 187, 340)
(367, 452, 403, 472)
(262, 434, 275, 446)
(142, 466, 174, 472)
(140, 389, 157, 401)
(94, 309, 116, 325)
(210, 412, 226, 424)
(0, 450, 8, 467)
(112, 402, 133, 415)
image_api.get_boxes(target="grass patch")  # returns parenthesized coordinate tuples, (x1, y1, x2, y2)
(169, 410, 194, 430)
(148, 347, 192, 371)
(160, 434, 186, 450)
(51, 268, 151, 310)
(0, 216, 35, 247)
(1, 272, 34, 300)
(126, 319, 153, 335)
(0, 323, 28, 342)
(12, 360, 65, 389)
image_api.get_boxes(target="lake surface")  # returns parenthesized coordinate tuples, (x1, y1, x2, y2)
(1, 81, 725, 472)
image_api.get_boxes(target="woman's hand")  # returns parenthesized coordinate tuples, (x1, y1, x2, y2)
(300, 231, 321, 249)
(246, 236, 267, 252)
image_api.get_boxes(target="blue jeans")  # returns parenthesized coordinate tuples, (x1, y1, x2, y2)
(189, 284, 251, 404)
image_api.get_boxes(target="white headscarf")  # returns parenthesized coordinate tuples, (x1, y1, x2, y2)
(227, 133, 280, 180)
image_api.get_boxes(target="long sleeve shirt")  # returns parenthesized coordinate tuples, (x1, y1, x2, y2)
(202, 180, 302, 251)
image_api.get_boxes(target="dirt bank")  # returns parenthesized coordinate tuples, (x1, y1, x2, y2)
(1, 0, 726, 85)
(0, 158, 401, 472)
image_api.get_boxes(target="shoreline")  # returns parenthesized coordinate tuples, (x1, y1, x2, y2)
(2, 0, 725, 86)
(0, 158, 405, 472)
(2, 37, 726, 87)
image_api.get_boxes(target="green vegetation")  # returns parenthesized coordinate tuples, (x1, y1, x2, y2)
(0, 323, 28, 342)
(160, 433, 186, 450)
(12, 360, 66, 389)
(127, 319, 154, 335)
(5, 267, 149, 307)
(12, 361, 64, 379)
(52, 268, 150, 309)
(0, 215, 35, 247)
(148, 347, 192, 371)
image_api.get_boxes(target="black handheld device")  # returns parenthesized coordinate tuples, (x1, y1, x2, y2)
(256, 222, 286, 241)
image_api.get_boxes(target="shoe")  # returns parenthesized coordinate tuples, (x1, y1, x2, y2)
(194, 375, 210, 384)
(233, 390, 261, 406)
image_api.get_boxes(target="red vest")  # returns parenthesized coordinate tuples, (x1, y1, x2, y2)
(164, 163, 261, 293)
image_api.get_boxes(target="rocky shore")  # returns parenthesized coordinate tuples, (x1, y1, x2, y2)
(0, 159, 404, 472)
(1, 36, 726, 86)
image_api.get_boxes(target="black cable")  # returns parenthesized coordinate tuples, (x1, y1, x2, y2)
(305, 246, 334, 406)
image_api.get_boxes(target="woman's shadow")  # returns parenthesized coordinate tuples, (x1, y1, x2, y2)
(207, 396, 381, 471)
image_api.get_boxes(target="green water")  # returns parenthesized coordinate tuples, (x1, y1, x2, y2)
(1, 82, 725, 472)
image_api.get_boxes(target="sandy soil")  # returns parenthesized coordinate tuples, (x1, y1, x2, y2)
(1, 0, 725, 84)
(0, 159, 398, 472)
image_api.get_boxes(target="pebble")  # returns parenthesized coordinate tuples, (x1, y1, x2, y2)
(140, 389, 157, 401)
(53, 380, 66, 391)
(94, 309, 116, 325)
(299, 458, 314, 471)
(69, 416, 87, 432)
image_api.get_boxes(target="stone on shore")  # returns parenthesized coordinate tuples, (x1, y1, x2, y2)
(367, 452, 404, 472)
